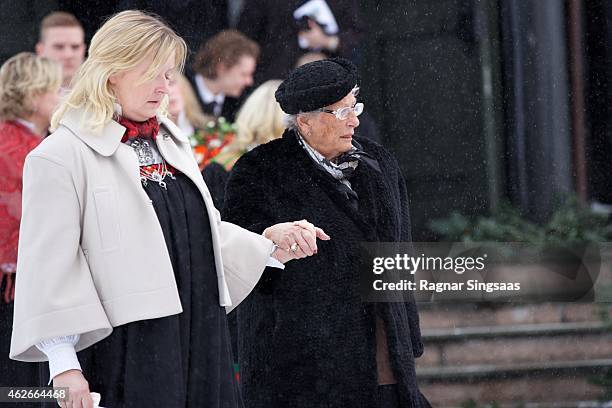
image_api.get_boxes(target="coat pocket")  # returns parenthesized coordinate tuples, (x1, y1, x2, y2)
(93, 188, 121, 251)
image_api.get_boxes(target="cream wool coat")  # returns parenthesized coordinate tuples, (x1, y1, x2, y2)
(10, 108, 273, 362)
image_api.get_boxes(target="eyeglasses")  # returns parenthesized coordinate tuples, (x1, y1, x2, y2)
(317, 102, 364, 120)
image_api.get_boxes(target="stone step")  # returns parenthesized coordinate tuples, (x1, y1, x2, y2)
(418, 322, 612, 367)
(417, 359, 612, 406)
(423, 320, 611, 341)
(418, 358, 612, 380)
(413, 302, 612, 405)
(417, 302, 604, 330)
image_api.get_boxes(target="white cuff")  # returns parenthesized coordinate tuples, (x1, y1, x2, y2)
(36, 335, 81, 384)
(266, 256, 285, 270)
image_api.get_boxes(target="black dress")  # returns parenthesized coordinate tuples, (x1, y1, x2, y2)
(0, 299, 40, 408)
(43, 172, 241, 408)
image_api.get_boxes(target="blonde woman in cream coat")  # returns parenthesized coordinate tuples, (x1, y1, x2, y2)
(9, 10, 328, 408)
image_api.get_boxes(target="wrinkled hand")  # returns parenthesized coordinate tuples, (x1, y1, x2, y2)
(53, 369, 93, 408)
(299, 19, 338, 50)
(264, 219, 330, 263)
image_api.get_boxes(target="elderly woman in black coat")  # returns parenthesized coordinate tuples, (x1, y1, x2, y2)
(223, 58, 430, 408)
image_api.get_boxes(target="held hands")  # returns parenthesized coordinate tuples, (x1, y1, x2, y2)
(53, 369, 93, 408)
(264, 219, 330, 264)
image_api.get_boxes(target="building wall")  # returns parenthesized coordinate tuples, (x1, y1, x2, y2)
(361, 0, 495, 239)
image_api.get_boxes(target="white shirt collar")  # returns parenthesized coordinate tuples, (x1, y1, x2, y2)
(194, 74, 225, 105)
(16, 118, 36, 132)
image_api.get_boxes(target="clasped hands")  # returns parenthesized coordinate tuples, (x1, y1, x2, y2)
(264, 220, 330, 264)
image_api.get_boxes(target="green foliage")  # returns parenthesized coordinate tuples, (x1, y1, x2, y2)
(588, 367, 612, 401)
(429, 197, 612, 247)
(460, 399, 477, 408)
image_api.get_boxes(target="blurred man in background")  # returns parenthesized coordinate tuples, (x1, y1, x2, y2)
(35, 11, 85, 89)
(190, 29, 259, 121)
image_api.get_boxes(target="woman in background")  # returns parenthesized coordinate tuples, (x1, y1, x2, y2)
(203, 79, 284, 209)
(167, 72, 213, 137)
(0, 52, 61, 392)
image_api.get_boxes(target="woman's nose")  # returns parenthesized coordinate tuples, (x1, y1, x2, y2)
(347, 112, 360, 128)
(156, 76, 171, 94)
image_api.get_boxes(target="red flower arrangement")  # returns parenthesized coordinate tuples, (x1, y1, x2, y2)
(190, 117, 237, 170)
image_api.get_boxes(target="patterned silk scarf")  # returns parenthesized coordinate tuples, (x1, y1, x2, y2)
(295, 130, 381, 189)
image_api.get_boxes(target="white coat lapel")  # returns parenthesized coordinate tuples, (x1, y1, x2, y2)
(154, 118, 216, 209)
(154, 117, 228, 297)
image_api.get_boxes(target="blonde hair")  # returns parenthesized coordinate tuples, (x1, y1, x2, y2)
(176, 73, 213, 129)
(0, 52, 61, 121)
(50, 10, 187, 131)
(231, 80, 285, 152)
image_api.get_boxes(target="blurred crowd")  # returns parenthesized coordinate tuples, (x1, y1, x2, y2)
(0, 0, 382, 214)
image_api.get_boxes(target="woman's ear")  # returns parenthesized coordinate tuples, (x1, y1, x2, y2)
(297, 114, 311, 135)
(108, 73, 118, 86)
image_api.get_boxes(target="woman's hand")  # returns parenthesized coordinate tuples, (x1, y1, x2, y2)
(264, 219, 330, 263)
(53, 369, 93, 408)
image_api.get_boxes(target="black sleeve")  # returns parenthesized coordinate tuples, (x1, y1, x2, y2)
(222, 151, 286, 293)
(223, 152, 274, 233)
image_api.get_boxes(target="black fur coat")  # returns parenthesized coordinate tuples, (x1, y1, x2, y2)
(223, 129, 430, 408)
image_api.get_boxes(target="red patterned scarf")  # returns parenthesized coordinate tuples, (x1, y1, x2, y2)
(117, 115, 179, 182)
(117, 115, 160, 142)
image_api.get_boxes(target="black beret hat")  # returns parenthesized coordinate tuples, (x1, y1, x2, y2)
(275, 57, 360, 114)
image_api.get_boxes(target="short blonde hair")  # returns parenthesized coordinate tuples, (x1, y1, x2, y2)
(230, 80, 285, 152)
(0, 52, 61, 121)
(51, 10, 187, 131)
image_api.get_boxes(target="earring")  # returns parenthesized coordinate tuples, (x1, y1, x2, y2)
(113, 101, 123, 116)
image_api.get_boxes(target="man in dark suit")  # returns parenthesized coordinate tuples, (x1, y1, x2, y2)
(190, 30, 260, 121)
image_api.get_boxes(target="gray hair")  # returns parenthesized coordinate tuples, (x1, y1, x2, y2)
(284, 111, 318, 132)
(284, 113, 299, 131)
